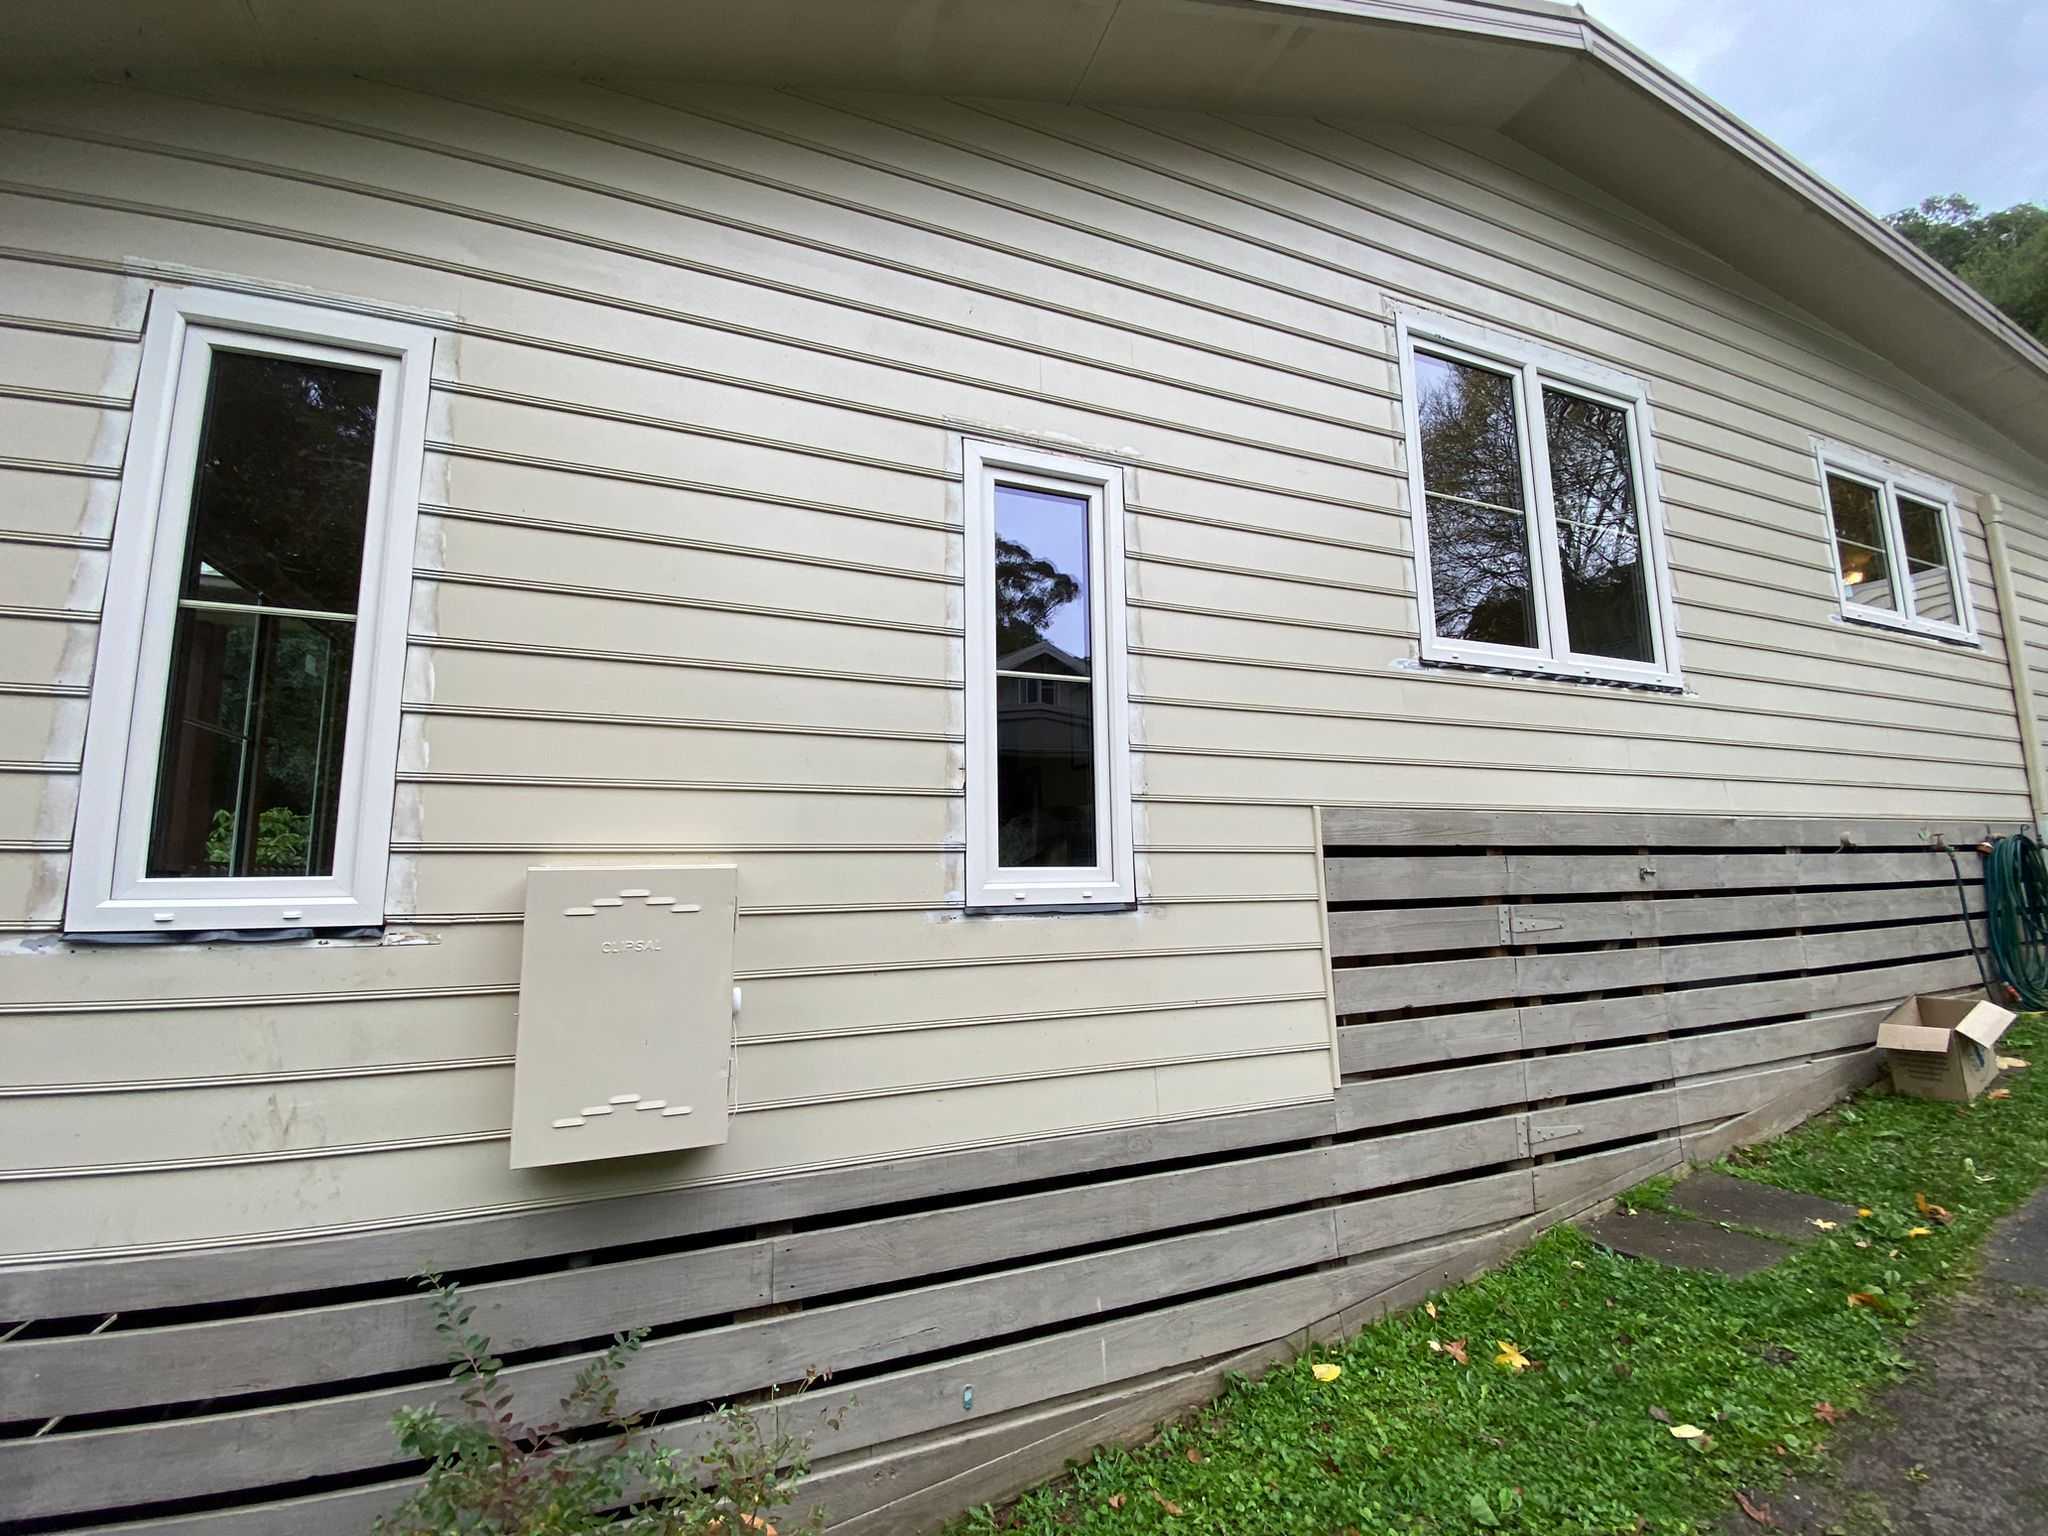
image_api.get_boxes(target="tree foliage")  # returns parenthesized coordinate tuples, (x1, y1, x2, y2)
(1886, 194, 2048, 344)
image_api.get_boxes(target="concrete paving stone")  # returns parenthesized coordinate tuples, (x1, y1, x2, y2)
(1667, 1172, 1863, 1242)
(1581, 1208, 1794, 1277)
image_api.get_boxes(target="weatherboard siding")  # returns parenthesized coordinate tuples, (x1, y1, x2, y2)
(0, 78, 2043, 1258)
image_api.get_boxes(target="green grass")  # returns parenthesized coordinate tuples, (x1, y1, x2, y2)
(954, 1019, 2048, 1536)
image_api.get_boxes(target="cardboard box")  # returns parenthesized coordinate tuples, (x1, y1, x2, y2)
(1877, 994, 2017, 1102)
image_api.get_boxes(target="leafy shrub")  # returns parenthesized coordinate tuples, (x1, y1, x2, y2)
(376, 1273, 830, 1535)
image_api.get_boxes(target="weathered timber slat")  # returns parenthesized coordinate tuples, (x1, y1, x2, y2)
(1, 1204, 1345, 1519)
(1523, 1039, 1675, 1100)
(1338, 1007, 1522, 1075)
(1333, 1059, 1527, 1133)
(1337, 921, 1976, 1016)
(3, 1115, 1525, 1422)
(1331, 1169, 1535, 1256)
(1320, 808, 2015, 850)
(1527, 1087, 1681, 1155)
(1667, 1006, 1890, 1078)
(1326, 848, 1984, 903)
(1328, 884, 1985, 958)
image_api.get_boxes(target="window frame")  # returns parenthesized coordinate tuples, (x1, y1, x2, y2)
(962, 439, 1136, 912)
(1395, 310, 1684, 689)
(1812, 439, 1977, 644)
(65, 286, 435, 934)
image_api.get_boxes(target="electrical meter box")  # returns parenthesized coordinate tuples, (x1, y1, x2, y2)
(510, 865, 739, 1170)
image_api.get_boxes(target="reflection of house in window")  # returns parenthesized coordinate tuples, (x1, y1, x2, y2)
(994, 639, 1096, 870)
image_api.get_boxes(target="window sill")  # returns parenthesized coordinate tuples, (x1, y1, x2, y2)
(1834, 610, 1981, 648)
(961, 900, 1141, 918)
(1403, 655, 1687, 696)
(58, 924, 389, 947)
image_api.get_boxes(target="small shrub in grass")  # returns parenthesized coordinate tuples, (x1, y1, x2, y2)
(376, 1273, 829, 1536)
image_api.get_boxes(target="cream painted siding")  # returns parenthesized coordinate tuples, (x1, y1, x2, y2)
(0, 78, 2043, 1259)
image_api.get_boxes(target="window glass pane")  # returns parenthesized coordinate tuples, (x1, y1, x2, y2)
(1425, 496, 1537, 648)
(997, 675, 1096, 868)
(148, 609, 355, 878)
(1897, 495, 1958, 624)
(181, 349, 381, 614)
(1543, 389, 1653, 663)
(994, 484, 1091, 676)
(1826, 474, 1898, 612)
(1415, 351, 1525, 511)
(148, 347, 379, 882)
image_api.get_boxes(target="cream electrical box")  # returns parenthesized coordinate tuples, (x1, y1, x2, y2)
(509, 865, 739, 1170)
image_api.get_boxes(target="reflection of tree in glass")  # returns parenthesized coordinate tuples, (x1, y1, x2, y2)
(1543, 391, 1652, 662)
(1416, 352, 1535, 647)
(185, 353, 380, 611)
(995, 535, 1080, 660)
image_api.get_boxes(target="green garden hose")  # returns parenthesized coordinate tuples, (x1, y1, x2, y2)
(1983, 830, 2048, 1010)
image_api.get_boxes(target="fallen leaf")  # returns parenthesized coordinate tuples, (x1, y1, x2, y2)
(1648, 1405, 1673, 1424)
(1814, 1401, 1842, 1425)
(1846, 1292, 1888, 1311)
(1494, 1340, 1533, 1372)
(1810, 1218, 1839, 1231)
(1427, 1338, 1442, 1353)
(1857, 1207, 1873, 1218)
(1907, 1226, 1935, 1238)
(1185, 1448, 1203, 1464)
(1425, 1301, 1438, 1319)
(1999, 1056, 2029, 1070)
(1445, 1338, 1469, 1365)
(1107, 1494, 1125, 1510)
(1670, 1423, 1705, 1440)
(1915, 1192, 1953, 1225)
(1855, 1239, 1871, 1249)
(1988, 1088, 2013, 1100)
(1310, 1362, 1342, 1383)
(1149, 1491, 1182, 1517)
(1736, 1489, 1776, 1527)
(1569, 1259, 1586, 1269)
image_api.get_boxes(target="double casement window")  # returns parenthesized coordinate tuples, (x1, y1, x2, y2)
(963, 441, 1135, 910)
(66, 289, 433, 933)
(1396, 312, 1682, 688)
(1814, 442, 1975, 642)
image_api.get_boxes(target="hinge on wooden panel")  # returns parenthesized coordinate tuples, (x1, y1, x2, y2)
(1498, 906, 1565, 942)
(1529, 1123, 1583, 1147)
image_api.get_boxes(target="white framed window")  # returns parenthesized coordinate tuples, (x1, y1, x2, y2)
(1395, 310, 1683, 688)
(65, 287, 435, 934)
(1813, 440, 1976, 643)
(963, 439, 1135, 910)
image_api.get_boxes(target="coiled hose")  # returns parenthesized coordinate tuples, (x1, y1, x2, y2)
(1983, 830, 2048, 1010)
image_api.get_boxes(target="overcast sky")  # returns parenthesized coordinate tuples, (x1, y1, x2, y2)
(1585, 0, 2046, 219)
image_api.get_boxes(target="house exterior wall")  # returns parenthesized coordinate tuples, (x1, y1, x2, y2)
(2, 78, 2047, 1263)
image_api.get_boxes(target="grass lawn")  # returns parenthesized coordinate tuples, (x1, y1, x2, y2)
(953, 1018, 2048, 1536)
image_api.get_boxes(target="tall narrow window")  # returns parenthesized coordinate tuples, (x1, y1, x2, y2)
(66, 289, 434, 933)
(1398, 312, 1681, 687)
(964, 441, 1134, 909)
(1815, 443, 1974, 641)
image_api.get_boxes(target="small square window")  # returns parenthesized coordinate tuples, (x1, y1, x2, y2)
(1815, 443, 1974, 642)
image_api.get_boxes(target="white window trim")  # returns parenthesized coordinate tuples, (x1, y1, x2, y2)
(962, 439, 1136, 912)
(1395, 309, 1684, 689)
(1812, 439, 1978, 644)
(65, 286, 435, 934)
